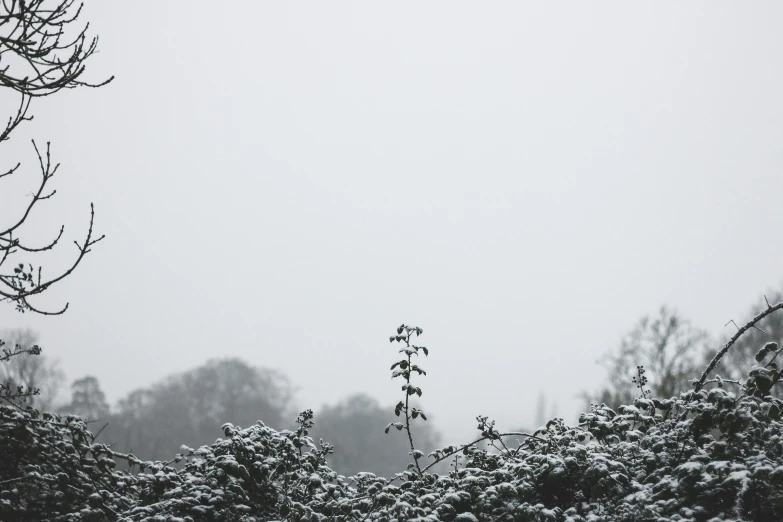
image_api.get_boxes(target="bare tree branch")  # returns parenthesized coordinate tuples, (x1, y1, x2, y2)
(0, 0, 111, 314)
(694, 300, 783, 392)
(0, 0, 114, 97)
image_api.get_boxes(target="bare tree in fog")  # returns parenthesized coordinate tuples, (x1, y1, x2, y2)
(58, 375, 110, 421)
(586, 306, 711, 410)
(533, 391, 557, 429)
(109, 358, 295, 461)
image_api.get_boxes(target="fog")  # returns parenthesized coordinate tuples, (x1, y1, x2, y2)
(2, 1, 782, 447)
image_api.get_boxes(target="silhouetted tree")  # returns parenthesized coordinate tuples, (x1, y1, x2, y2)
(58, 375, 110, 421)
(110, 388, 158, 460)
(586, 306, 711, 410)
(110, 358, 295, 461)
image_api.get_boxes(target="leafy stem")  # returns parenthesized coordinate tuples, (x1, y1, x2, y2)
(387, 324, 427, 477)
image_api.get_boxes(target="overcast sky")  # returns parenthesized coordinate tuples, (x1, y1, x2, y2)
(2, 1, 783, 446)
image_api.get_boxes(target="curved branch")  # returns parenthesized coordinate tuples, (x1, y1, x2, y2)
(421, 431, 547, 474)
(0, 140, 57, 237)
(694, 300, 783, 392)
(0, 202, 103, 314)
(5, 224, 64, 252)
(0, 93, 32, 144)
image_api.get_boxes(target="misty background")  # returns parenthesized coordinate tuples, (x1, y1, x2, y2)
(2, 1, 783, 472)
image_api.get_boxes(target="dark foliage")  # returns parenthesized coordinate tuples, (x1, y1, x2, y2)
(710, 290, 783, 398)
(2, 318, 783, 521)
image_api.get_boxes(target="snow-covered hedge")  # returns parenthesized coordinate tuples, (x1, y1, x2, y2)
(2, 324, 783, 521)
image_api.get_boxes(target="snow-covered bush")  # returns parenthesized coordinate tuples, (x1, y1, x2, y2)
(2, 315, 783, 521)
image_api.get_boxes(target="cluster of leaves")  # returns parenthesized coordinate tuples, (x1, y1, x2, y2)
(746, 341, 783, 397)
(0, 334, 44, 405)
(3, 322, 783, 521)
(0, 404, 334, 521)
(0, 318, 783, 522)
(4, 381, 783, 521)
(0, 335, 41, 362)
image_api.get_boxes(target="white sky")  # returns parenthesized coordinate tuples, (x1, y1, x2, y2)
(2, 1, 783, 447)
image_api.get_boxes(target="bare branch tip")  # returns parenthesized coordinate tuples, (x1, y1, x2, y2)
(724, 319, 739, 330)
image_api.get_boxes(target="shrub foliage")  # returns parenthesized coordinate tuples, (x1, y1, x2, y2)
(2, 317, 783, 521)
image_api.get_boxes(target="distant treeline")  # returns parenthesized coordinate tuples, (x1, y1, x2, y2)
(1, 335, 443, 478)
